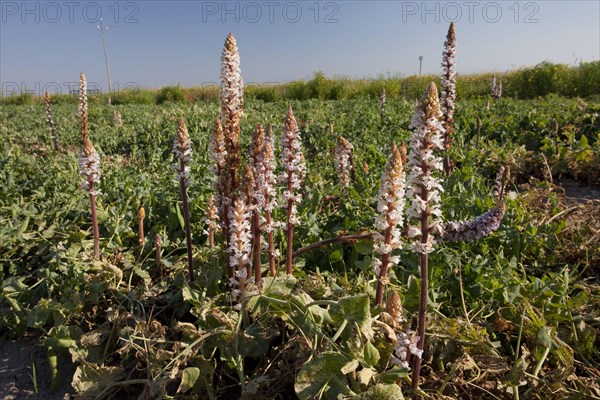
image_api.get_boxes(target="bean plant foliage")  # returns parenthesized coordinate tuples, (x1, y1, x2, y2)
(1, 36, 600, 400)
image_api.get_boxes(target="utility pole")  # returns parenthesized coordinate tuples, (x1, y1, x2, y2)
(97, 18, 113, 105)
(418, 56, 423, 76)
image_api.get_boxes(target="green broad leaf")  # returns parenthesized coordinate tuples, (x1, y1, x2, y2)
(177, 367, 200, 394)
(295, 352, 353, 400)
(377, 366, 409, 384)
(328, 248, 343, 263)
(182, 283, 203, 307)
(536, 326, 553, 348)
(176, 204, 185, 229)
(349, 383, 405, 399)
(133, 266, 151, 285)
(329, 294, 373, 341)
(72, 364, 125, 397)
(363, 341, 380, 367)
(353, 240, 373, 255)
(341, 359, 359, 374)
(356, 367, 377, 386)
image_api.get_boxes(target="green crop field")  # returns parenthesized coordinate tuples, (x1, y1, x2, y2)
(1, 36, 599, 400)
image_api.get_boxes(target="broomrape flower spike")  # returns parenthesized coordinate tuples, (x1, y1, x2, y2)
(228, 196, 254, 302)
(221, 32, 243, 195)
(44, 90, 59, 151)
(380, 87, 386, 125)
(441, 22, 457, 175)
(78, 72, 88, 139)
(442, 166, 508, 242)
(263, 124, 279, 276)
(205, 195, 219, 249)
(373, 144, 407, 306)
(113, 110, 122, 126)
(281, 105, 306, 275)
(173, 117, 195, 282)
(250, 124, 270, 286)
(210, 118, 228, 224)
(491, 75, 502, 100)
(407, 82, 445, 392)
(335, 135, 356, 190)
(79, 137, 101, 258)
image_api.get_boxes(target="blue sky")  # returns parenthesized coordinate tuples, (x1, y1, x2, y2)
(1, 1, 599, 95)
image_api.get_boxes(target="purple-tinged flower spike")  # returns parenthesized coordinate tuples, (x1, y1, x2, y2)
(380, 87, 386, 125)
(407, 82, 445, 392)
(79, 137, 101, 258)
(220, 33, 244, 194)
(204, 195, 219, 249)
(441, 22, 457, 175)
(374, 144, 407, 306)
(442, 166, 508, 242)
(228, 196, 254, 303)
(78, 73, 89, 140)
(442, 204, 505, 242)
(491, 75, 502, 100)
(281, 105, 306, 275)
(264, 124, 279, 276)
(335, 135, 356, 190)
(44, 91, 59, 151)
(173, 118, 195, 282)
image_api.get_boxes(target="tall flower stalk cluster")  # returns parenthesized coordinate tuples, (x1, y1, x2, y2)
(248, 124, 279, 283)
(334, 135, 356, 190)
(406, 82, 445, 391)
(173, 118, 195, 282)
(77, 73, 101, 258)
(373, 144, 406, 305)
(380, 87, 386, 125)
(440, 22, 457, 175)
(44, 90, 59, 151)
(281, 105, 306, 275)
(491, 75, 503, 100)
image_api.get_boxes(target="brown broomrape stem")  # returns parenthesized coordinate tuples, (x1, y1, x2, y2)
(285, 170, 294, 275)
(89, 183, 100, 258)
(154, 234, 163, 279)
(180, 161, 194, 282)
(138, 207, 145, 245)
